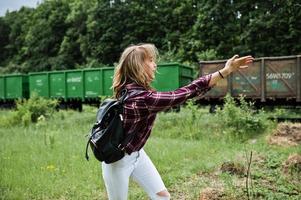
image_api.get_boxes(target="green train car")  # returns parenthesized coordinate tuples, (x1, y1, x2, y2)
(0, 63, 191, 110)
(27, 63, 193, 102)
(152, 63, 193, 91)
(29, 69, 86, 100)
(0, 74, 29, 101)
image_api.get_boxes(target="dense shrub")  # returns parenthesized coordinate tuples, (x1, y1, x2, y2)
(153, 95, 270, 140)
(0, 94, 58, 127)
(215, 94, 269, 139)
(17, 94, 58, 124)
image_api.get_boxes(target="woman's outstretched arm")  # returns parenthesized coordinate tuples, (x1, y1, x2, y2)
(144, 55, 254, 113)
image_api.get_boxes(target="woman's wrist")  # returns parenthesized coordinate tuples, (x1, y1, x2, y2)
(219, 68, 231, 78)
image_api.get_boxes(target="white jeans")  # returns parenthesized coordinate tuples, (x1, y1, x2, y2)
(101, 149, 169, 200)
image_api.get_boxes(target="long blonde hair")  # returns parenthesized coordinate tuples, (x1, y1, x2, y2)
(112, 43, 158, 98)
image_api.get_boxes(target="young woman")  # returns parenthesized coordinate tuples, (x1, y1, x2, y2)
(102, 43, 254, 200)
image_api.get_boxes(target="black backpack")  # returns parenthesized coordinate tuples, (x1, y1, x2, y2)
(85, 89, 140, 164)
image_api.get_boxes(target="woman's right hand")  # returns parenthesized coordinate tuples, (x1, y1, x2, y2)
(224, 55, 254, 74)
(208, 54, 254, 87)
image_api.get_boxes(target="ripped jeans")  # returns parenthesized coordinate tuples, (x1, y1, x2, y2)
(101, 149, 170, 200)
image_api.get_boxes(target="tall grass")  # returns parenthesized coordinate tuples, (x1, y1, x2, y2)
(0, 109, 102, 200)
(1, 108, 251, 199)
(0, 97, 300, 199)
(154, 96, 271, 141)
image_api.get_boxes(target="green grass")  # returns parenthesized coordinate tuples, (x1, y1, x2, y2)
(0, 106, 300, 199)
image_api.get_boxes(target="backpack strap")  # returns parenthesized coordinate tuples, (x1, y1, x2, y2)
(118, 89, 128, 104)
(118, 88, 144, 103)
(116, 89, 146, 152)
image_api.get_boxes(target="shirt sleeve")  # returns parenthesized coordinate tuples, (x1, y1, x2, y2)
(144, 74, 212, 113)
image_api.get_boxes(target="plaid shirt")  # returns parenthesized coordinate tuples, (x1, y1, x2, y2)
(122, 74, 212, 154)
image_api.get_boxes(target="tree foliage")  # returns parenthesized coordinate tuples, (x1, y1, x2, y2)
(0, 0, 300, 73)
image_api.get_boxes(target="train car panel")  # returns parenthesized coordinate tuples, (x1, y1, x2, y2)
(83, 69, 102, 98)
(265, 58, 297, 99)
(232, 60, 261, 98)
(297, 56, 301, 102)
(0, 76, 4, 100)
(152, 63, 193, 92)
(200, 61, 228, 99)
(3, 75, 28, 99)
(66, 70, 84, 99)
(22, 75, 29, 99)
(102, 67, 114, 96)
(6, 75, 27, 99)
(179, 65, 194, 87)
(152, 63, 179, 91)
(49, 72, 66, 99)
(29, 73, 49, 98)
(180, 65, 193, 78)
(180, 76, 193, 87)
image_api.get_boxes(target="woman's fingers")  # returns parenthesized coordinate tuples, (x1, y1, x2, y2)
(245, 59, 253, 64)
(237, 56, 254, 69)
(231, 54, 239, 60)
(235, 56, 254, 65)
(239, 65, 249, 69)
(237, 56, 253, 62)
(242, 55, 254, 59)
(226, 55, 254, 72)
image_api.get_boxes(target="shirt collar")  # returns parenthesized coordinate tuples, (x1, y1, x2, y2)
(125, 82, 146, 91)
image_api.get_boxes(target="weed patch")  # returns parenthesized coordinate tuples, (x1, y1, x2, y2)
(154, 96, 271, 141)
(0, 94, 58, 127)
(215, 95, 270, 140)
(0, 105, 299, 199)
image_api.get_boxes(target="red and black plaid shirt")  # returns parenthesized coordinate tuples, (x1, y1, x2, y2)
(122, 74, 212, 154)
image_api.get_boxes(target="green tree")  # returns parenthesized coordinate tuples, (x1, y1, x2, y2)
(22, 0, 70, 72)
(238, 0, 301, 57)
(0, 7, 33, 73)
(85, 0, 164, 65)
(0, 17, 10, 67)
(189, 0, 240, 61)
(158, 0, 199, 63)
(59, 0, 96, 69)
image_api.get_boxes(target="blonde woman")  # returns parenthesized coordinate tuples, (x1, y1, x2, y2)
(101, 43, 254, 200)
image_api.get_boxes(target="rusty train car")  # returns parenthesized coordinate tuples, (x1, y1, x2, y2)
(198, 55, 301, 106)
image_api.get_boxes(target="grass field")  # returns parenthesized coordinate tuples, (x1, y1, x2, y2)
(0, 105, 300, 200)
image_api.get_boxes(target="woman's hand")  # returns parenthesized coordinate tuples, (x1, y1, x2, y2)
(208, 55, 254, 87)
(223, 55, 254, 74)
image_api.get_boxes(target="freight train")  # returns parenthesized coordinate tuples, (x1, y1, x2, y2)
(1, 55, 300, 110)
(0, 63, 193, 110)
